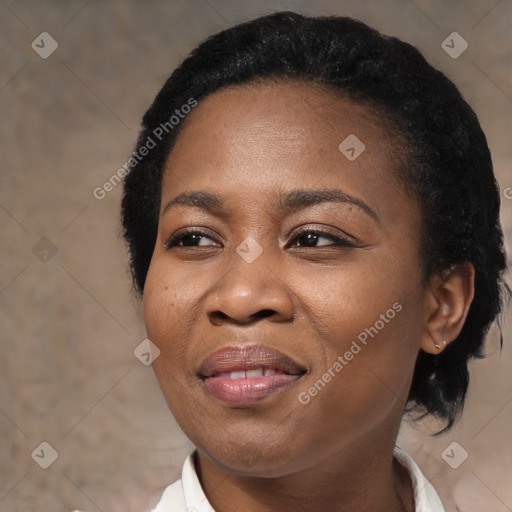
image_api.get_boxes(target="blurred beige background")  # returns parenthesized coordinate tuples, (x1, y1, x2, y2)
(1, 1, 511, 511)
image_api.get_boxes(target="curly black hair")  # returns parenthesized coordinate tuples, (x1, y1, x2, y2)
(121, 11, 509, 431)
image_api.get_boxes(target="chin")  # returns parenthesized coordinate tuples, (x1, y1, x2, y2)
(197, 437, 308, 478)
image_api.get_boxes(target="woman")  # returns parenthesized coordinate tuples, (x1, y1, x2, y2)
(120, 11, 508, 512)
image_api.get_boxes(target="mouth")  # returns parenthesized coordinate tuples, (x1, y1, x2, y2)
(198, 344, 307, 406)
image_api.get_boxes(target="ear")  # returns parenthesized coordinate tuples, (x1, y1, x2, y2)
(420, 262, 475, 354)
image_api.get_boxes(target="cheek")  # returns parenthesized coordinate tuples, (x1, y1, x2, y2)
(142, 259, 192, 381)
(294, 321, 418, 458)
(142, 265, 172, 342)
(289, 260, 410, 349)
(292, 263, 423, 426)
(142, 260, 199, 419)
(142, 258, 200, 344)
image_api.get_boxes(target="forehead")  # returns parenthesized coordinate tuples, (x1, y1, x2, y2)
(171, 80, 396, 161)
(160, 80, 412, 221)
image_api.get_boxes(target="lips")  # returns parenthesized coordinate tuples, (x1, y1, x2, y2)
(198, 345, 307, 406)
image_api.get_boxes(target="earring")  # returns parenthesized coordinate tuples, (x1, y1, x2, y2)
(434, 339, 447, 350)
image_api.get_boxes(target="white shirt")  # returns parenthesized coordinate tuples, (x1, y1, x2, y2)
(150, 446, 445, 512)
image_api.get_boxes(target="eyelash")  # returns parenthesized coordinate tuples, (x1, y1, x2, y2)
(164, 227, 356, 250)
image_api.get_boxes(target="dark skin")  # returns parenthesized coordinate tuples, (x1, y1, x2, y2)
(142, 81, 475, 512)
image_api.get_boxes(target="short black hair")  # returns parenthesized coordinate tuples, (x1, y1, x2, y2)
(121, 11, 509, 431)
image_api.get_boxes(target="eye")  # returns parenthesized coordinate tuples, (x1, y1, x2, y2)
(287, 228, 356, 248)
(165, 228, 220, 249)
(165, 227, 357, 250)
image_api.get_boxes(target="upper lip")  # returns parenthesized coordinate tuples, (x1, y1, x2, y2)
(198, 344, 307, 378)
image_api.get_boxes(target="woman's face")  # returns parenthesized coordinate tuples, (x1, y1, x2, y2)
(143, 81, 428, 476)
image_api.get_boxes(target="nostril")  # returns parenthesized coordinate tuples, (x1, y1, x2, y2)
(208, 308, 278, 326)
(251, 309, 275, 320)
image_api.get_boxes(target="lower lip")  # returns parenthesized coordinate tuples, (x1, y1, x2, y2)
(202, 374, 302, 406)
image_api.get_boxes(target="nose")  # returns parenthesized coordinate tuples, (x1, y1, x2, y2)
(205, 251, 295, 326)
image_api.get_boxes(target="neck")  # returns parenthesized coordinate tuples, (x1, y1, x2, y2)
(195, 428, 414, 512)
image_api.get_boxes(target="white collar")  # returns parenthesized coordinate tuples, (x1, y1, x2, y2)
(393, 445, 445, 512)
(151, 446, 445, 512)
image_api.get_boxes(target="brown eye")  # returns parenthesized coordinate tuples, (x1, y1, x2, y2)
(288, 229, 356, 248)
(165, 229, 220, 249)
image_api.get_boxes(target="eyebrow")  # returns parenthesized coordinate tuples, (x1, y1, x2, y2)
(162, 188, 379, 223)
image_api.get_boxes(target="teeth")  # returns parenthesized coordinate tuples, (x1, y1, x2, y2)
(214, 367, 282, 379)
(246, 368, 263, 378)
